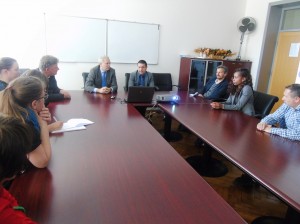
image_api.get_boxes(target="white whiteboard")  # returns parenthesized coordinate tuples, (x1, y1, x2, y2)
(107, 21, 159, 64)
(45, 14, 160, 64)
(45, 15, 107, 63)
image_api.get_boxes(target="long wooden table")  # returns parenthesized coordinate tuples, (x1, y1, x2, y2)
(10, 91, 245, 224)
(159, 96, 300, 221)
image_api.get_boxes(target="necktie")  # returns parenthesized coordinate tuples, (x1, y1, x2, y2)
(139, 75, 145, 86)
(102, 71, 107, 87)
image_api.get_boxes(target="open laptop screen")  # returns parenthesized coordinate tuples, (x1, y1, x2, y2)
(125, 86, 155, 103)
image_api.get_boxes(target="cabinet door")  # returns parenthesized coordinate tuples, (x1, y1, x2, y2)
(178, 57, 192, 91)
(189, 60, 206, 93)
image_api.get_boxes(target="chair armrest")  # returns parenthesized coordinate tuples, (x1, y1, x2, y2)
(254, 114, 263, 119)
(210, 98, 227, 102)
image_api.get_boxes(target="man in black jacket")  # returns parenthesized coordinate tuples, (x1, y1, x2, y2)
(39, 55, 71, 102)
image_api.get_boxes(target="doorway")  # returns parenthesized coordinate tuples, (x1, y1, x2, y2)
(256, 1, 300, 98)
(268, 31, 300, 111)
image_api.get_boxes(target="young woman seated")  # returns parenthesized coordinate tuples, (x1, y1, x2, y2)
(0, 76, 53, 168)
(210, 68, 254, 116)
(22, 69, 63, 132)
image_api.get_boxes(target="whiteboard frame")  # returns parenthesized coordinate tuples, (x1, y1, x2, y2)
(44, 14, 160, 64)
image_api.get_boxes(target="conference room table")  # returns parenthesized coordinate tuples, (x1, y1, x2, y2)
(9, 91, 245, 224)
(159, 96, 300, 222)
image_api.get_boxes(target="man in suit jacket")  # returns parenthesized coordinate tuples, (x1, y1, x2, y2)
(128, 60, 154, 88)
(84, 56, 118, 94)
(39, 55, 71, 102)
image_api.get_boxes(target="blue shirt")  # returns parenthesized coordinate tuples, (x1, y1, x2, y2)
(0, 80, 8, 91)
(261, 103, 300, 141)
(138, 74, 145, 86)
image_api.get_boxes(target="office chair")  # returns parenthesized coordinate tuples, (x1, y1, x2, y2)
(123, 73, 130, 91)
(82, 72, 89, 89)
(253, 90, 279, 119)
(124, 73, 180, 92)
(152, 73, 179, 91)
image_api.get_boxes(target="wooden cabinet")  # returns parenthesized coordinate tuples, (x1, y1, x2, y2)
(222, 60, 252, 79)
(178, 57, 252, 92)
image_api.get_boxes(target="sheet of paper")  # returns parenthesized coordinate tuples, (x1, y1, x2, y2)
(289, 43, 300, 57)
(66, 119, 94, 127)
(51, 126, 86, 134)
(51, 118, 94, 133)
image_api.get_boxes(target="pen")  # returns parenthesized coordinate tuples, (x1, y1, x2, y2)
(53, 116, 58, 122)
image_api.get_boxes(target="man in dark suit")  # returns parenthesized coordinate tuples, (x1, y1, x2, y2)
(84, 56, 118, 94)
(128, 60, 154, 88)
(39, 55, 71, 102)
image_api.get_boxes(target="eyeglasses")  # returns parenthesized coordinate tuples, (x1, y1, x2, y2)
(37, 93, 49, 101)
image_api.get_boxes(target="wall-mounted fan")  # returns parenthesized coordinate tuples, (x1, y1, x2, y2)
(236, 17, 256, 60)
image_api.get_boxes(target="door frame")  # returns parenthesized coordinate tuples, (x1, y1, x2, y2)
(256, 0, 300, 93)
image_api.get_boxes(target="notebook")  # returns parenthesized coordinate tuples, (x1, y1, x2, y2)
(125, 86, 155, 103)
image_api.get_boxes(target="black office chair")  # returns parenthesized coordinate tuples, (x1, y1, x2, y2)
(152, 73, 179, 91)
(124, 73, 180, 92)
(123, 73, 130, 91)
(253, 90, 279, 119)
(82, 72, 89, 89)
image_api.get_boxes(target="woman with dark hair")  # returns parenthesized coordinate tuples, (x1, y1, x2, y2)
(0, 57, 19, 90)
(0, 115, 36, 223)
(210, 68, 254, 116)
(0, 76, 52, 168)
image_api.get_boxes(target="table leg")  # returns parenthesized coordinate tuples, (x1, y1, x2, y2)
(162, 114, 182, 142)
(251, 206, 300, 224)
(186, 143, 228, 177)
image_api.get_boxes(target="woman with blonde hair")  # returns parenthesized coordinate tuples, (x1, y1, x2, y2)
(22, 69, 63, 132)
(0, 76, 51, 168)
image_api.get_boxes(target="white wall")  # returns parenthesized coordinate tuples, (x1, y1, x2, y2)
(244, 0, 282, 87)
(2, 0, 272, 91)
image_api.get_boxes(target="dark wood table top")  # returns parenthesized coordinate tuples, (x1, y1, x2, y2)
(159, 98, 300, 212)
(10, 91, 245, 224)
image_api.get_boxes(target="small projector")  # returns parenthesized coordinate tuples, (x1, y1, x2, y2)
(156, 94, 180, 102)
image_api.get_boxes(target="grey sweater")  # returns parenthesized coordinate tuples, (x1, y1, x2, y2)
(223, 85, 255, 116)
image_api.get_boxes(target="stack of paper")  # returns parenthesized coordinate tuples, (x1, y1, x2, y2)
(51, 118, 94, 133)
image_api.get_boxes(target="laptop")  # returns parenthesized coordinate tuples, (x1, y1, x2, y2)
(125, 86, 155, 103)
